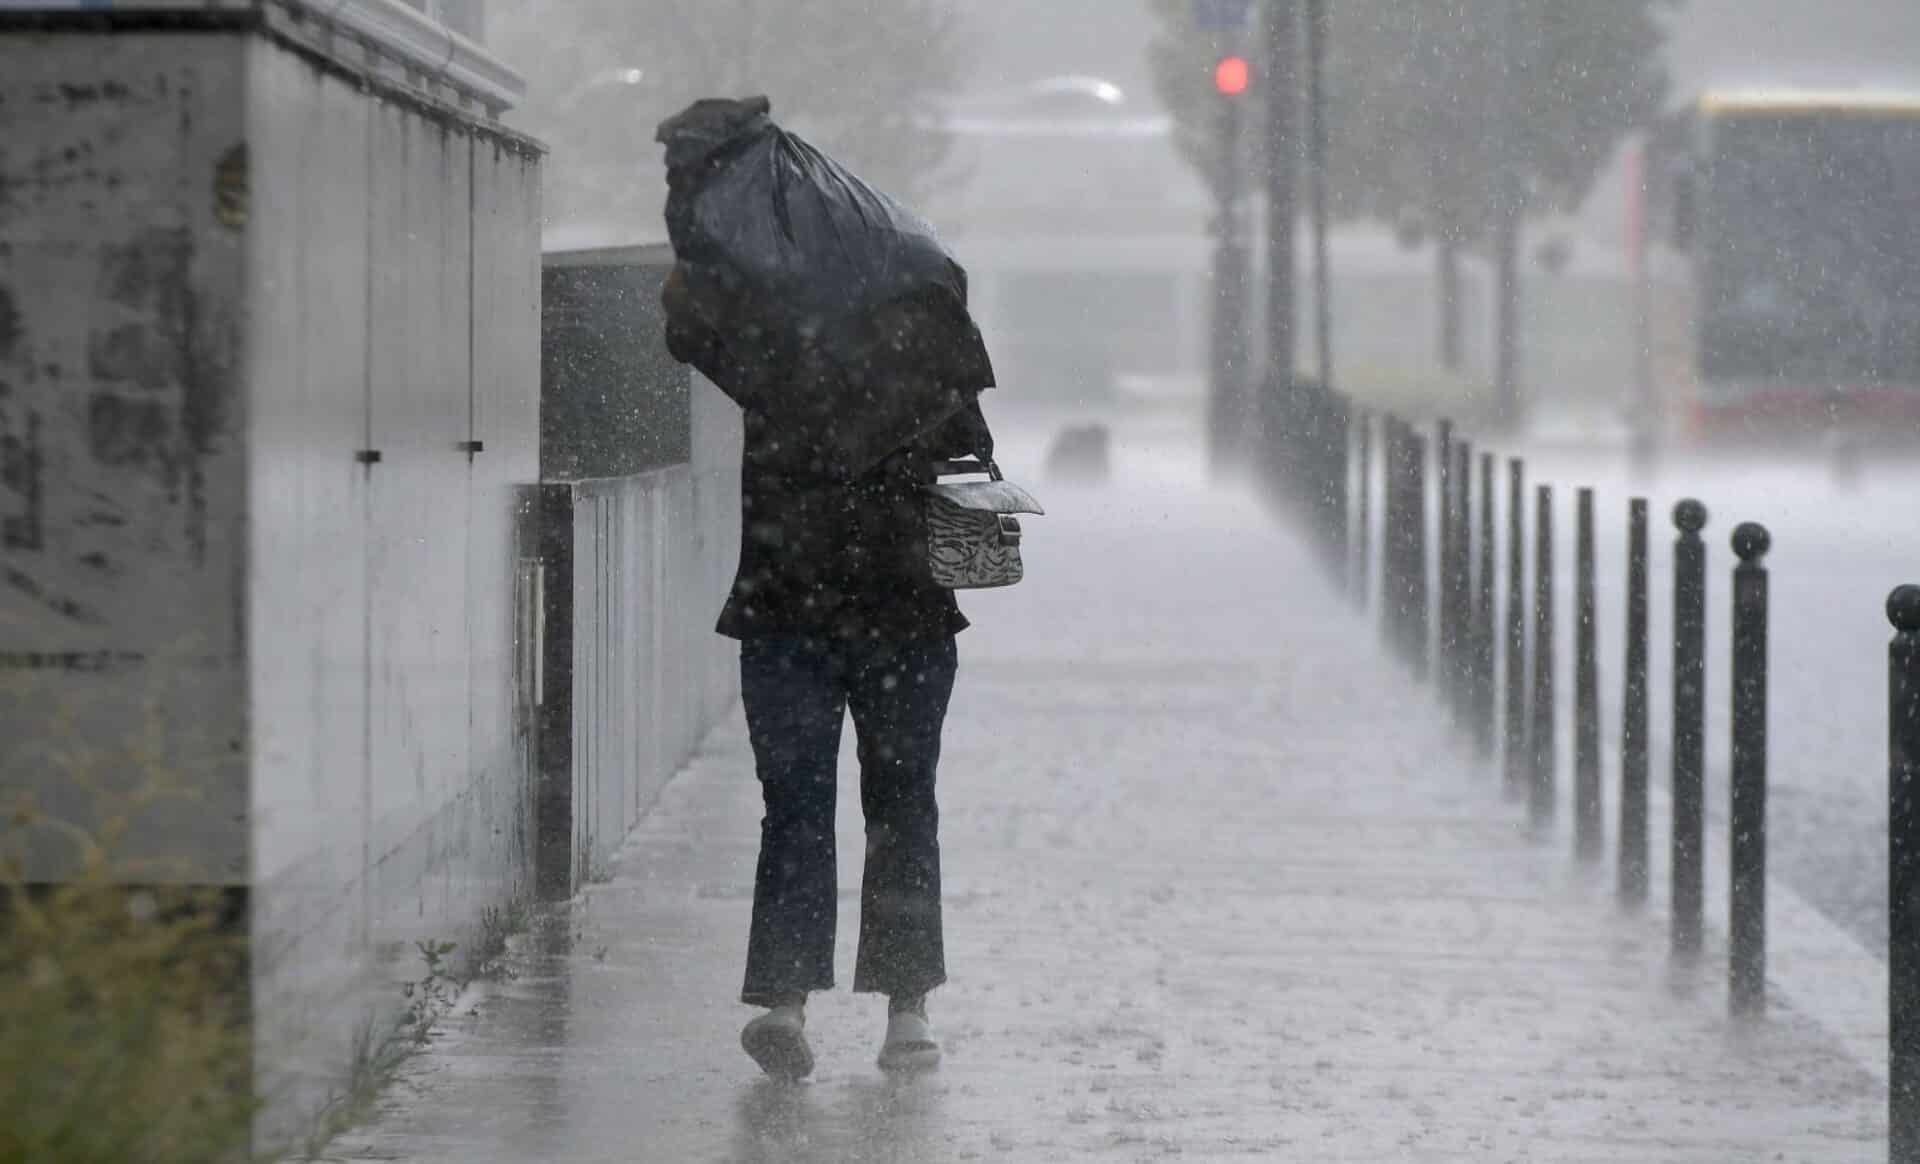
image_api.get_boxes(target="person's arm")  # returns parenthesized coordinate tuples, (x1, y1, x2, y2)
(663, 263, 771, 413)
(663, 264, 721, 366)
(665, 315, 721, 369)
(925, 396, 994, 464)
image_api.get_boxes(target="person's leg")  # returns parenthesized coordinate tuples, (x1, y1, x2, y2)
(847, 635, 957, 1004)
(739, 636, 846, 1009)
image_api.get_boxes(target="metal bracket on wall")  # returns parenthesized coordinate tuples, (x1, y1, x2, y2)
(459, 440, 485, 455)
(356, 449, 384, 466)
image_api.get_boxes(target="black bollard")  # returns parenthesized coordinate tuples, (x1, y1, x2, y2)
(1447, 441, 1472, 722)
(1620, 499, 1651, 906)
(1390, 418, 1405, 656)
(1729, 522, 1771, 1018)
(1325, 393, 1352, 586)
(1355, 410, 1372, 611)
(1384, 419, 1406, 657)
(1672, 499, 1709, 962)
(1384, 419, 1403, 650)
(1575, 488, 1602, 861)
(1436, 420, 1455, 680)
(1475, 452, 1498, 759)
(1890, 585, 1920, 1160)
(1531, 485, 1557, 831)
(1334, 394, 1352, 586)
(1442, 438, 1458, 709)
(1397, 419, 1420, 667)
(1504, 459, 1529, 799)
(1408, 431, 1430, 678)
(1312, 390, 1330, 530)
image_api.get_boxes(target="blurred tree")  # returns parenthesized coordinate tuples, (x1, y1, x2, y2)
(1150, 0, 1677, 373)
(493, 0, 969, 235)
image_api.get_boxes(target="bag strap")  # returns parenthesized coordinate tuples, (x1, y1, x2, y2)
(934, 458, 1002, 482)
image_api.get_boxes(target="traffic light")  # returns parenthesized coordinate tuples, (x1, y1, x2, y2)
(1214, 55, 1251, 97)
(1210, 56, 1251, 203)
(1207, 54, 1253, 475)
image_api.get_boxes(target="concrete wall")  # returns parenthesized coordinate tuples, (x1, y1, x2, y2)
(536, 245, 741, 899)
(541, 252, 693, 479)
(0, 16, 544, 1143)
(0, 30, 253, 888)
(240, 33, 545, 1134)
(2, 10, 751, 1142)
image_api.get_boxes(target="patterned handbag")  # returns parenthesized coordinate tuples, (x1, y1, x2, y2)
(922, 459, 1044, 590)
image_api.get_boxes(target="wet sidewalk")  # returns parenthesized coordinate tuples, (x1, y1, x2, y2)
(323, 440, 1883, 1162)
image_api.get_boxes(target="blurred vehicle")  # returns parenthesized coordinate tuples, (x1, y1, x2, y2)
(1044, 423, 1114, 486)
(1640, 87, 1920, 443)
(929, 77, 1213, 416)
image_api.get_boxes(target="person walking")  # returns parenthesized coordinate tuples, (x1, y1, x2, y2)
(663, 264, 993, 1080)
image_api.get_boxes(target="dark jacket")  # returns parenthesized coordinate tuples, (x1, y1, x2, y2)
(666, 309, 992, 642)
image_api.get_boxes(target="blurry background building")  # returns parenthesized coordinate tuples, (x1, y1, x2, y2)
(503, 0, 1920, 429)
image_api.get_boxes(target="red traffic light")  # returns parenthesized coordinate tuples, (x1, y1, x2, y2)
(1215, 55, 1251, 96)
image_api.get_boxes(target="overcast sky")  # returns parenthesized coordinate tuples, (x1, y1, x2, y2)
(1666, 0, 1920, 90)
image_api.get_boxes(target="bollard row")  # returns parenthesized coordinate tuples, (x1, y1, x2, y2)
(1346, 413, 1779, 1027)
(1337, 411, 1920, 1158)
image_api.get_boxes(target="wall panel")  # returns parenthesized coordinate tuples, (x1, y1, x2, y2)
(0, 33, 251, 884)
(364, 101, 475, 967)
(243, 43, 380, 1132)
(3, 18, 545, 1147)
(465, 137, 543, 921)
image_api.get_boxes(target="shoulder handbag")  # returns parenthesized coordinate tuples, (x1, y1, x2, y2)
(922, 459, 1044, 590)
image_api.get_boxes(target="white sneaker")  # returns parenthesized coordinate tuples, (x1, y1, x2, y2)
(741, 1004, 814, 1080)
(877, 998, 942, 1072)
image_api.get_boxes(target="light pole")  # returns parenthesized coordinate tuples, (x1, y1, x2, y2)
(1304, 0, 1332, 391)
(1493, 0, 1525, 427)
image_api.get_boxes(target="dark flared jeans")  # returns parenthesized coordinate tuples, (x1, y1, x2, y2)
(738, 634, 956, 1007)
